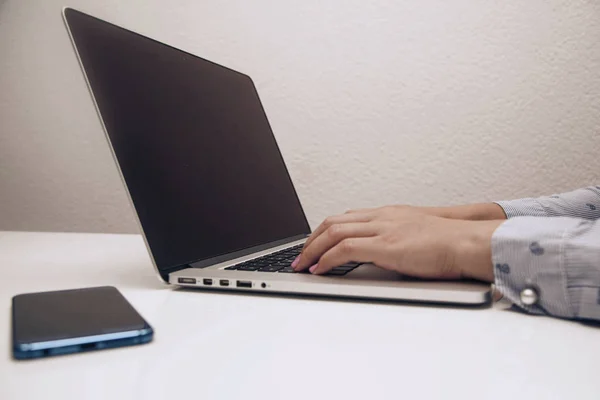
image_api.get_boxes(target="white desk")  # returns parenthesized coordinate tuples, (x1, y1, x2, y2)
(1, 231, 598, 400)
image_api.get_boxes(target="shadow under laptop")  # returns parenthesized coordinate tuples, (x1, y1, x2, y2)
(172, 287, 600, 329)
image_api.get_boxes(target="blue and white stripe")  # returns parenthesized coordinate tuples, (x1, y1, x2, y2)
(493, 186, 600, 321)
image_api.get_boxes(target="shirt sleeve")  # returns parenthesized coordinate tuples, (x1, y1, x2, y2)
(492, 216, 600, 322)
(495, 186, 600, 219)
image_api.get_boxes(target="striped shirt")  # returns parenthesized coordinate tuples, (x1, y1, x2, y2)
(494, 186, 600, 321)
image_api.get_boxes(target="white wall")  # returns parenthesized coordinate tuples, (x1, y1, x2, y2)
(1, 0, 599, 234)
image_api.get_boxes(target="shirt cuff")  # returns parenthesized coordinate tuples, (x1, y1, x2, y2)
(562, 219, 600, 321)
(492, 217, 576, 318)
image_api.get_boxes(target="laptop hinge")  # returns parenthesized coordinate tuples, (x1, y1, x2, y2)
(159, 264, 190, 281)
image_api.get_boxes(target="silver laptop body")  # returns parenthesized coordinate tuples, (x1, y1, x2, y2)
(63, 8, 491, 305)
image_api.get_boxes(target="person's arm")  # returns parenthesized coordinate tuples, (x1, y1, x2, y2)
(420, 185, 600, 221)
(423, 203, 507, 221)
(495, 186, 600, 219)
(294, 185, 600, 321)
(488, 216, 600, 321)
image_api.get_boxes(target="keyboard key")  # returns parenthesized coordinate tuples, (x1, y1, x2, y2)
(279, 267, 310, 274)
(270, 261, 288, 267)
(341, 262, 361, 268)
(222, 246, 303, 273)
(246, 260, 266, 266)
(332, 266, 355, 271)
(277, 267, 297, 273)
(238, 265, 260, 271)
(259, 265, 284, 272)
(325, 270, 348, 276)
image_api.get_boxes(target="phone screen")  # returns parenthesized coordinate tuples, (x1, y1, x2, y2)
(12, 286, 152, 358)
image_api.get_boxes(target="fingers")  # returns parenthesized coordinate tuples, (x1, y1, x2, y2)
(295, 222, 379, 270)
(492, 286, 504, 302)
(302, 212, 373, 253)
(310, 237, 381, 275)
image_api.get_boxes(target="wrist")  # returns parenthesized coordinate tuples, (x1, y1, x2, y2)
(430, 203, 507, 221)
(452, 220, 504, 282)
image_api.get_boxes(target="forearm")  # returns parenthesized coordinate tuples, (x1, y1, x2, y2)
(496, 186, 600, 219)
(426, 185, 600, 221)
(425, 203, 507, 221)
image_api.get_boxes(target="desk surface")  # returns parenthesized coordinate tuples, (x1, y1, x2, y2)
(0, 231, 598, 400)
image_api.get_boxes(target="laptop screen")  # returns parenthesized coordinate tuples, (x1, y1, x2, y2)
(64, 9, 311, 272)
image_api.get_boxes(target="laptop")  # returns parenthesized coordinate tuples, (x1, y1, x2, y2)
(63, 8, 491, 305)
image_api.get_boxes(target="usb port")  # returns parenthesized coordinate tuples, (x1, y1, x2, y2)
(178, 277, 196, 284)
(203, 278, 213, 286)
(236, 281, 252, 288)
(219, 279, 229, 287)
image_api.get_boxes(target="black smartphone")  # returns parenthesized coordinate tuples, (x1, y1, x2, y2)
(12, 286, 153, 360)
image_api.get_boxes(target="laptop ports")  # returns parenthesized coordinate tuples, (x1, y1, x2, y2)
(219, 279, 229, 287)
(236, 281, 252, 289)
(177, 277, 196, 284)
(203, 278, 213, 286)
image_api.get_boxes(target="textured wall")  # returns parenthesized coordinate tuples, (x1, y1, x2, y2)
(1, 0, 599, 234)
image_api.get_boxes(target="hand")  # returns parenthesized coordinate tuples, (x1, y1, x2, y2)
(394, 203, 507, 221)
(292, 206, 503, 282)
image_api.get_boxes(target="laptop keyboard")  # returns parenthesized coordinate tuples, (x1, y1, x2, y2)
(223, 244, 361, 276)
